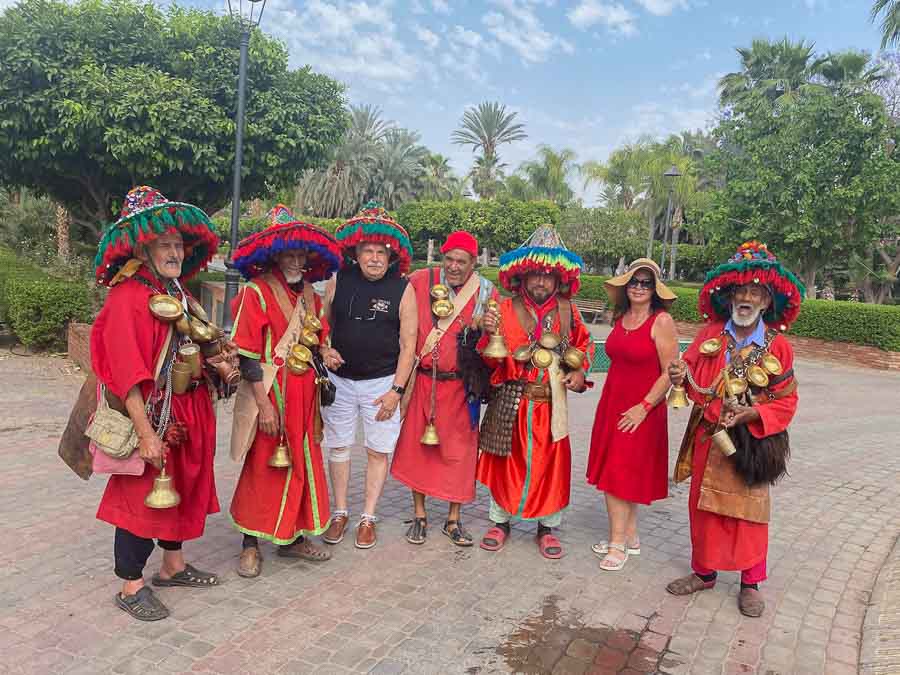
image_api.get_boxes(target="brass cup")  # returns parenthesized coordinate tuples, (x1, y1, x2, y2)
(420, 422, 440, 446)
(200, 339, 223, 358)
(290, 343, 313, 363)
(725, 377, 748, 397)
(189, 317, 215, 343)
(300, 328, 320, 347)
(539, 332, 561, 349)
(711, 428, 737, 456)
(171, 362, 193, 395)
(175, 314, 191, 336)
(761, 353, 783, 375)
(304, 313, 322, 331)
(432, 299, 453, 319)
(562, 347, 585, 370)
(513, 345, 533, 362)
(286, 355, 310, 375)
(667, 385, 690, 409)
(179, 343, 202, 379)
(531, 348, 553, 369)
(430, 284, 450, 300)
(148, 294, 183, 322)
(747, 365, 769, 388)
(699, 338, 723, 355)
(186, 296, 209, 323)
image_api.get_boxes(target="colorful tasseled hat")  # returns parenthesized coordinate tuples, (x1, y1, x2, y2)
(699, 241, 806, 328)
(231, 205, 342, 283)
(334, 201, 413, 276)
(94, 186, 219, 286)
(498, 224, 583, 297)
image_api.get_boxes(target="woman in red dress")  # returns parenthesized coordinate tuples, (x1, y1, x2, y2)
(586, 259, 678, 571)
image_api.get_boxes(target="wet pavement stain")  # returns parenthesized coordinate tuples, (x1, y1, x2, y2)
(495, 595, 682, 674)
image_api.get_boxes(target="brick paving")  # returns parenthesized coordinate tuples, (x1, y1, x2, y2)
(1, 349, 899, 674)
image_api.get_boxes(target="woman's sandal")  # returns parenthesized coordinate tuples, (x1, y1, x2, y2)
(480, 525, 508, 552)
(151, 564, 219, 588)
(537, 531, 564, 560)
(115, 586, 170, 621)
(405, 517, 427, 545)
(442, 519, 473, 547)
(598, 543, 628, 571)
(591, 539, 641, 557)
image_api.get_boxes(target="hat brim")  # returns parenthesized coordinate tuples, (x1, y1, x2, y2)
(605, 263, 677, 309)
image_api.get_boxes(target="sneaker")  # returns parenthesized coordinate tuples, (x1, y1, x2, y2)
(322, 513, 349, 545)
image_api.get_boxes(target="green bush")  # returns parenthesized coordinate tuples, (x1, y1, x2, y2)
(0, 246, 44, 320)
(5, 275, 93, 349)
(792, 299, 900, 352)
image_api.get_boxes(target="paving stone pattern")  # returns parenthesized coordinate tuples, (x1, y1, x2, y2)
(0, 351, 898, 675)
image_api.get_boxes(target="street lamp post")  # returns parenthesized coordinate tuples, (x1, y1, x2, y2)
(223, 0, 266, 335)
(657, 165, 681, 278)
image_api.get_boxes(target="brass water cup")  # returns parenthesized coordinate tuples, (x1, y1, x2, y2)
(175, 314, 191, 336)
(430, 284, 450, 300)
(562, 347, 585, 370)
(171, 362, 193, 395)
(186, 296, 209, 323)
(761, 353, 783, 375)
(725, 377, 748, 397)
(291, 343, 313, 363)
(304, 313, 322, 331)
(179, 343, 202, 379)
(189, 317, 215, 343)
(531, 348, 553, 369)
(699, 338, 723, 355)
(300, 328, 320, 347)
(513, 345, 533, 362)
(539, 332, 561, 349)
(286, 355, 310, 375)
(747, 365, 769, 388)
(148, 294, 182, 322)
(711, 428, 737, 457)
(432, 299, 453, 318)
(200, 339, 223, 358)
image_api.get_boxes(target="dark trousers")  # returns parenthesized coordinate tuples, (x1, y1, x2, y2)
(114, 527, 182, 580)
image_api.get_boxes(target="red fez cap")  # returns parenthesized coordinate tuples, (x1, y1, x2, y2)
(441, 231, 478, 258)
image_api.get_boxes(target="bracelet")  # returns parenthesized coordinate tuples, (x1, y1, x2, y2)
(640, 399, 654, 412)
(391, 384, 406, 395)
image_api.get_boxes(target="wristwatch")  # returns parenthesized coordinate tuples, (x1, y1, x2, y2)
(391, 384, 406, 395)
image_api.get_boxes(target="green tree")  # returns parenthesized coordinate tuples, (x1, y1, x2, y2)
(819, 50, 886, 91)
(0, 0, 347, 238)
(419, 153, 464, 201)
(517, 146, 579, 207)
(371, 129, 427, 210)
(873, 0, 900, 48)
(469, 154, 507, 200)
(452, 102, 526, 199)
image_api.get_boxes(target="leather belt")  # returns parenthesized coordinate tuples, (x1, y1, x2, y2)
(522, 381, 551, 402)
(418, 367, 461, 381)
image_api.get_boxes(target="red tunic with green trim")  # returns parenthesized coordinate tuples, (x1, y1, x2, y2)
(92, 267, 219, 541)
(228, 270, 331, 543)
(476, 295, 594, 520)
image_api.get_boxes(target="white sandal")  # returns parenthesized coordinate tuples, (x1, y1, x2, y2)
(591, 540, 640, 557)
(598, 543, 629, 571)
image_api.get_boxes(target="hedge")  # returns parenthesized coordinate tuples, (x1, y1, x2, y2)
(0, 247, 93, 349)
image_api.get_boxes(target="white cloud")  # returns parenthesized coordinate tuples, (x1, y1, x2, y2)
(624, 101, 715, 140)
(483, 0, 574, 64)
(414, 24, 441, 51)
(450, 25, 484, 49)
(410, 0, 427, 13)
(431, 0, 451, 14)
(567, 1, 637, 37)
(634, 0, 690, 16)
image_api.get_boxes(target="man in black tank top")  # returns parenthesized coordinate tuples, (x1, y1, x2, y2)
(319, 219, 418, 550)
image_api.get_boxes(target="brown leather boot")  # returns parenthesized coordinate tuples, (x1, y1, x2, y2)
(355, 518, 377, 549)
(237, 547, 262, 578)
(322, 513, 349, 545)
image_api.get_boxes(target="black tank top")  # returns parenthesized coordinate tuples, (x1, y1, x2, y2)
(331, 266, 408, 380)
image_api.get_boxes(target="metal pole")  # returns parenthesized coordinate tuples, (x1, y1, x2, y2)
(223, 28, 251, 335)
(659, 188, 674, 276)
(645, 209, 654, 260)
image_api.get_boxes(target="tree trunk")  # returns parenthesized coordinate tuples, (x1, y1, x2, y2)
(427, 239, 434, 265)
(55, 204, 71, 263)
(616, 255, 626, 275)
(800, 266, 817, 300)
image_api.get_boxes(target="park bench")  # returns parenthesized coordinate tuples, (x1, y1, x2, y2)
(576, 298, 608, 324)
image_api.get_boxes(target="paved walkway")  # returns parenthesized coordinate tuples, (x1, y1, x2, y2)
(1, 350, 899, 675)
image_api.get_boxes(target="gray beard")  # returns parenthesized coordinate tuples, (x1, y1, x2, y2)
(283, 272, 304, 284)
(731, 303, 762, 327)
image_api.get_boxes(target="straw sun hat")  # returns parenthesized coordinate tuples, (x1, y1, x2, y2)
(604, 258, 677, 309)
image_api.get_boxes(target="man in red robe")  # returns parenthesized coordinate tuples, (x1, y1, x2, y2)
(666, 242, 803, 617)
(91, 187, 224, 621)
(228, 206, 343, 577)
(476, 226, 594, 559)
(391, 231, 499, 546)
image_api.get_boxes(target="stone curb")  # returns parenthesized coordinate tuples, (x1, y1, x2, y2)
(861, 531, 900, 674)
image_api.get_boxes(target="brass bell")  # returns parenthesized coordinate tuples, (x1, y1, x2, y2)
(304, 313, 322, 331)
(699, 338, 722, 356)
(430, 284, 450, 300)
(761, 353, 783, 375)
(711, 428, 737, 456)
(747, 365, 769, 388)
(420, 421, 440, 446)
(268, 438, 292, 468)
(432, 299, 453, 319)
(562, 347, 585, 371)
(667, 385, 690, 409)
(531, 348, 553, 369)
(539, 332, 561, 349)
(482, 333, 509, 359)
(513, 345, 533, 362)
(300, 328, 320, 347)
(145, 464, 181, 509)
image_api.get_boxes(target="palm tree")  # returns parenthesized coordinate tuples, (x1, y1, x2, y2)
(719, 38, 827, 108)
(350, 103, 392, 141)
(451, 102, 527, 162)
(582, 141, 651, 210)
(371, 128, 427, 210)
(419, 153, 459, 201)
(469, 153, 506, 200)
(819, 50, 886, 91)
(873, 0, 900, 48)
(517, 146, 579, 207)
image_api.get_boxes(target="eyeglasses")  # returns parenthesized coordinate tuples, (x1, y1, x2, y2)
(627, 278, 654, 290)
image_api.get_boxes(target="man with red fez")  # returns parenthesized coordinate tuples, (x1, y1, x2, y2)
(391, 231, 499, 546)
(477, 226, 594, 559)
(228, 206, 343, 578)
(319, 203, 418, 549)
(666, 242, 803, 617)
(88, 187, 225, 621)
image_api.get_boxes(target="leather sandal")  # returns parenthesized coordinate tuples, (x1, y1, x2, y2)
(278, 538, 331, 562)
(442, 519, 473, 547)
(115, 587, 170, 621)
(666, 573, 716, 596)
(405, 517, 427, 545)
(738, 587, 766, 617)
(152, 564, 219, 588)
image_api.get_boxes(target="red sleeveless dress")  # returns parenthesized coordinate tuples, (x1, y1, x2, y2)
(586, 312, 669, 505)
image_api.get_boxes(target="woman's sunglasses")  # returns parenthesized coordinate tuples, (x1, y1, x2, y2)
(627, 278, 655, 290)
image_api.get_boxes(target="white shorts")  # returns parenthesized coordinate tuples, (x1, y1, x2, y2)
(322, 372, 402, 454)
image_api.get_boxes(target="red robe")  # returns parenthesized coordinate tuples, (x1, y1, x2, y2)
(476, 295, 594, 519)
(391, 269, 499, 503)
(228, 271, 331, 543)
(92, 268, 219, 541)
(682, 321, 798, 571)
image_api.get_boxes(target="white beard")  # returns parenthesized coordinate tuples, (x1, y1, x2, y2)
(731, 301, 762, 327)
(283, 272, 304, 284)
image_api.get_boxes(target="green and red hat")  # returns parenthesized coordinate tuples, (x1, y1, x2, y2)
(498, 224, 583, 297)
(334, 201, 412, 276)
(231, 205, 342, 283)
(699, 241, 806, 328)
(94, 186, 219, 286)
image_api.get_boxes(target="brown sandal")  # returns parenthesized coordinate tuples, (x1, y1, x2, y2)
(278, 538, 331, 562)
(666, 573, 716, 596)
